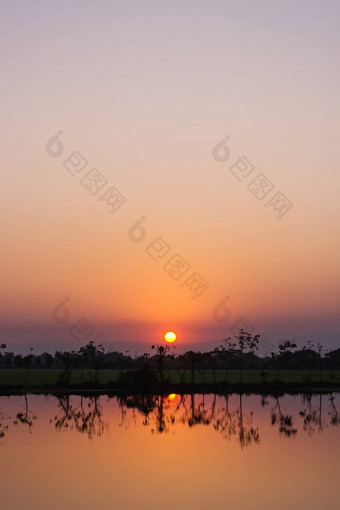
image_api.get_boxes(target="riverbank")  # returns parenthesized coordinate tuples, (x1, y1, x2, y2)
(0, 368, 339, 395)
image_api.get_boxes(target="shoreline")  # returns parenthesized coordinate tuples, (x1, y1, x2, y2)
(1, 368, 339, 396)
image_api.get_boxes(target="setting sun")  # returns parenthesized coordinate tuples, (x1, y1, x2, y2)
(164, 331, 177, 343)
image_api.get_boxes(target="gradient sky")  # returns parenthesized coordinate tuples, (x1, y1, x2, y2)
(1, 0, 339, 352)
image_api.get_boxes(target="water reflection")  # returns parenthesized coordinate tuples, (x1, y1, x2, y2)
(214, 394, 260, 447)
(53, 395, 108, 438)
(2, 392, 339, 510)
(13, 394, 37, 433)
(271, 395, 297, 437)
(1, 392, 338, 446)
(114, 392, 339, 446)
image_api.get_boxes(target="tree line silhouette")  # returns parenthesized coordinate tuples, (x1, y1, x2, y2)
(1, 331, 339, 390)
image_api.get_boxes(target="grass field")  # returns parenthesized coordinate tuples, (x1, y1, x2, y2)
(167, 369, 340, 385)
(0, 368, 339, 388)
(0, 369, 125, 387)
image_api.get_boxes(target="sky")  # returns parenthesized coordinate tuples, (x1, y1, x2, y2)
(0, 0, 339, 353)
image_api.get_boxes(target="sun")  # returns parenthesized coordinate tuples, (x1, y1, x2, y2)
(164, 331, 176, 343)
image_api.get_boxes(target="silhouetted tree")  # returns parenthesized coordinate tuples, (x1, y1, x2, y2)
(55, 350, 76, 386)
(224, 329, 260, 384)
(151, 344, 173, 386)
(316, 343, 326, 383)
(43, 352, 54, 369)
(219, 340, 238, 383)
(186, 351, 204, 386)
(272, 340, 297, 382)
(0, 343, 6, 360)
(23, 347, 34, 387)
(302, 341, 318, 382)
(325, 349, 340, 383)
(14, 354, 23, 368)
(4, 352, 12, 368)
(175, 354, 188, 387)
(78, 341, 105, 385)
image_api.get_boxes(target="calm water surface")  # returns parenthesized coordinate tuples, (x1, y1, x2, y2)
(1, 393, 339, 509)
